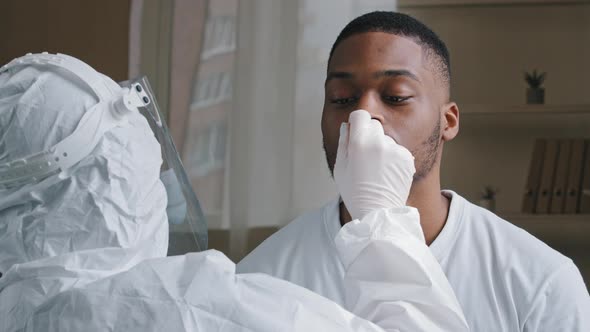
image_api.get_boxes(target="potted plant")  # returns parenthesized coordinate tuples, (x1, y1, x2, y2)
(524, 70, 546, 104)
(479, 186, 498, 212)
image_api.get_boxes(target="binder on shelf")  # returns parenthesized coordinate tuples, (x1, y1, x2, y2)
(564, 139, 585, 214)
(535, 139, 559, 214)
(550, 140, 572, 214)
(580, 140, 590, 214)
(522, 139, 546, 213)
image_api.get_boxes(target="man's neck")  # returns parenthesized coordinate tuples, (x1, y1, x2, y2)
(339, 171, 450, 245)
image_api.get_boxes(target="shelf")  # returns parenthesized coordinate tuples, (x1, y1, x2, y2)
(498, 213, 590, 247)
(458, 104, 590, 133)
(462, 104, 590, 114)
(398, 0, 590, 8)
(500, 212, 590, 223)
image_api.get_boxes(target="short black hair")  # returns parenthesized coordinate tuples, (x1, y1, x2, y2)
(329, 11, 451, 89)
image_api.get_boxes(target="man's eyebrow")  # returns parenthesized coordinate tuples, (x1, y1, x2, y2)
(325, 69, 420, 84)
(374, 69, 420, 82)
(325, 71, 354, 83)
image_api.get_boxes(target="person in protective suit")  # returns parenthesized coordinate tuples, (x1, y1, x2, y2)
(0, 53, 468, 331)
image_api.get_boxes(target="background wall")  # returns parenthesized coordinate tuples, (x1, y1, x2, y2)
(0, 0, 130, 82)
(402, 3, 590, 106)
(400, 2, 590, 212)
(3, 1, 586, 275)
(399, 0, 590, 287)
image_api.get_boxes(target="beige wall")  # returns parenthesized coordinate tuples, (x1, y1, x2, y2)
(0, 0, 130, 81)
(400, 3, 590, 286)
(399, 0, 590, 6)
(400, 3, 590, 211)
(402, 4, 590, 105)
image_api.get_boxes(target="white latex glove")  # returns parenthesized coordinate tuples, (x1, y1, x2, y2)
(334, 110, 416, 220)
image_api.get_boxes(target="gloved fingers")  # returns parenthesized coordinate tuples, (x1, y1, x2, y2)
(336, 122, 349, 161)
(391, 140, 415, 162)
(382, 134, 397, 146)
(388, 139, 417, 176)
(368, 119, 385, 137)
(348, 110, 372, 139)
(398, 144, 416, 162)
(380, 134, 413, 157)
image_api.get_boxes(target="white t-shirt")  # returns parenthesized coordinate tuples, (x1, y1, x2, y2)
(238, 191, 590, 331)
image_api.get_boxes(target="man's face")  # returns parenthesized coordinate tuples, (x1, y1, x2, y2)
(322, 32, 447, 180)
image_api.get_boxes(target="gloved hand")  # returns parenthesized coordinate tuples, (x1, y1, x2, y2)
(334, 110, 416, 220)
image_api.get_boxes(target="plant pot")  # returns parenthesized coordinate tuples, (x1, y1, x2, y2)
(526, 88, 545, 104)
(479, 198, 495, 212)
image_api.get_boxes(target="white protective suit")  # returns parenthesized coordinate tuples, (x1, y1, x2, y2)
(0, 53, 468, 331)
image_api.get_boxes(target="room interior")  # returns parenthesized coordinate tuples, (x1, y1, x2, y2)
(1, 0, 588, 288)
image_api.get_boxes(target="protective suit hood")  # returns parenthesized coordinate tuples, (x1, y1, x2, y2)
(0, 54, 168, 282)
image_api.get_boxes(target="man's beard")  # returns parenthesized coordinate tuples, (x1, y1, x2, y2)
(323, 118, 441, 181)
(411, 118, 441, 181)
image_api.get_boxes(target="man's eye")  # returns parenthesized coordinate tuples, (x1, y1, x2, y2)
(331, 97, 356, 105)
(384, 96, 410, 103)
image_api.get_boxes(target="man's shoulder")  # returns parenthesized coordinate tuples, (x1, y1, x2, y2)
(237, 199, 338, 275)
(443, 193, 589, 329)
(453, 193, 577, 298)
(476, 205, 590, 330)
(463, 199, 570, 269)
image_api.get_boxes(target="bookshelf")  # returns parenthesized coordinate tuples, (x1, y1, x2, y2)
(444, 105, 590, 291)
(500, 213, 590, 244)
(459, 104, 590, 133)
(400, 1, 590, 288)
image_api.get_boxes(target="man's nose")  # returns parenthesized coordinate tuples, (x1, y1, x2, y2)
(356, 93, 385, 124)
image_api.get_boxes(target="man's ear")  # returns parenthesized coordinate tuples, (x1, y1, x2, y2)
(442, 102, 459, 142)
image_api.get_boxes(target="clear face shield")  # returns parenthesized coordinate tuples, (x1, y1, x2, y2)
(119, 77, 208, 253)
(0, 53, 207, 254)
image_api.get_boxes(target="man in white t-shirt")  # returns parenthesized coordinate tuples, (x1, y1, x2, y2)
(238, 11, 590, 331)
